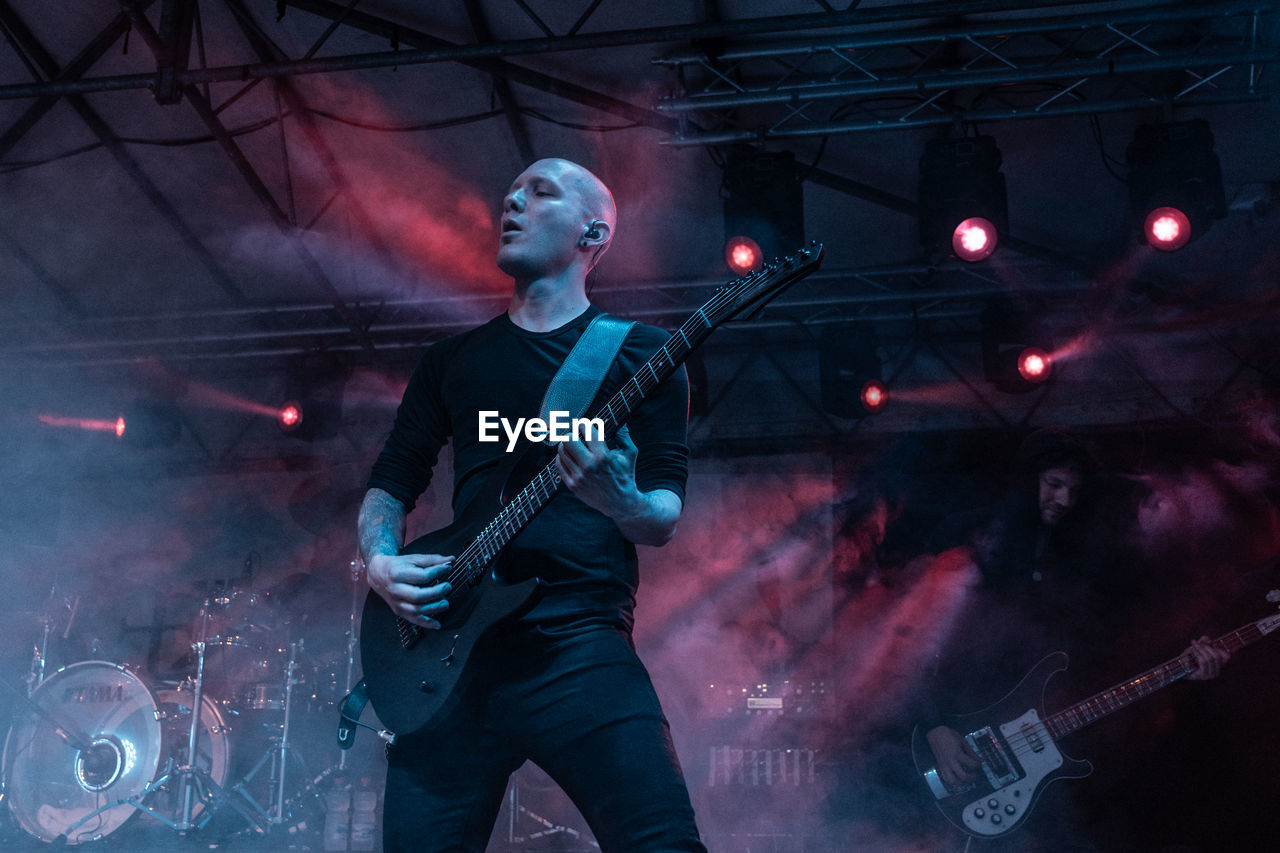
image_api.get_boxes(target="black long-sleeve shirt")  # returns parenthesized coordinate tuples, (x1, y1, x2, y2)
(368, 305, 690, 633)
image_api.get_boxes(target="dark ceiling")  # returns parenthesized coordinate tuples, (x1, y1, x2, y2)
(1, 0, 1278, 456)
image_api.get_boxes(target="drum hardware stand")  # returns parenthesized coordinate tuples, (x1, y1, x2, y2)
(231, 639, 305, 826)
(25, 585, 77, 696)
(58, 600, 270, 841)
(276, 555, 369, 828)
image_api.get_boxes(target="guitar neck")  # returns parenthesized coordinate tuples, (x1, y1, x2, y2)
(455, 293, 738, 578)
(1044, 616, 1278, 740)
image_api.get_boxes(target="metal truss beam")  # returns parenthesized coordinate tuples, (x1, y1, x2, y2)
(279, 0, 680, 134)
(656, 1, 1277, 144)
(0, 261, 1095, 366)
(0, 1, 247, 303)
(464, 0, 536, 162)
(0, 0, 1143, 100)
(121, 1, 382, 355)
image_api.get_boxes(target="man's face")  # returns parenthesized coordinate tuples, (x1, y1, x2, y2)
(496, 160, 587, 279)
(1038, 465, 1083, 526)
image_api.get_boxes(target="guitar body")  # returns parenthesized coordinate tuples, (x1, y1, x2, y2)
(911, 653, 1093, 839)
(360, 449, 547, 737)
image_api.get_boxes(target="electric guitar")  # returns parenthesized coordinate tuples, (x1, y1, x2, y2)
(912, 593, 1280, 839)
(361, 243, 825, 738)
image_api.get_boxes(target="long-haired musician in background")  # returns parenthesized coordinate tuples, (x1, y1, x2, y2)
(920, 427, 1230, 852)
(356, 158, 705, 852)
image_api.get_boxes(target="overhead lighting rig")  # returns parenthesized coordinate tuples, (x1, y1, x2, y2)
(1126, 119, 1227, 251)
(918, 134, 1008, 263)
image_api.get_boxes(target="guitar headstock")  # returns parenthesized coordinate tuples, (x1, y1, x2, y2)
(706, 242, 825, 326)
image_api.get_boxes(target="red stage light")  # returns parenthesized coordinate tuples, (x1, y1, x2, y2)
(724, 235, 763, 275)
(861, 379, 889, 414)
(115, 416, 126, 438)
(1017, 347, 1051, 382)
(951, 217, 998, 262)
(1143, 206, 1191, 251)
(279, 402, 303, 432)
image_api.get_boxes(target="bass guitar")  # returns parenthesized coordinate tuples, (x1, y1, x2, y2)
(361, 243, 825, 738)
(912, 592, 1280, 839)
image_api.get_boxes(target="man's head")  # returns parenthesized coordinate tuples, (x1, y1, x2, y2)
(496, 158, 616, 282)
(1016, 427, 1098, 527)
(1038, 465, 1083, 526)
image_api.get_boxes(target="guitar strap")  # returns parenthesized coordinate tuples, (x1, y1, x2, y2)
(338, 311, 635, 749)
(538, 311, 636, 428)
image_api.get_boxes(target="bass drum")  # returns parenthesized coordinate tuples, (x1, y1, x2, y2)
(1, 661, 229, 845)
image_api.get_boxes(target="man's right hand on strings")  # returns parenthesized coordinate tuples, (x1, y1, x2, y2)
(366, 553, 454, 630)
(926, 725, 982, 791)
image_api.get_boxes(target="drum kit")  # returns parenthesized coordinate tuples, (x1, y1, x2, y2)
(0, 557, 369, 846)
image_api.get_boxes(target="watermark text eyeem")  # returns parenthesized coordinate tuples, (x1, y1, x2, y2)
(478, 411, 605, 452)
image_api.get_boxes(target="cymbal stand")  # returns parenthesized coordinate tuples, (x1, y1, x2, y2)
(25, 585, 76, 696)
(139, 602, 264, 834)
(232, 639, 304, 826)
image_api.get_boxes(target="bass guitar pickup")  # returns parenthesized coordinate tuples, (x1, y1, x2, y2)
(965, 725, 1023, 790)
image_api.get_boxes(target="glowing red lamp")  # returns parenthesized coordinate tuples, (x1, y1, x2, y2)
(279, 402, 303, 432)
(1143, 206, 1191, 252)
(1017, 347, 1051, 383)
(860, 379, 889, 414)
(724, 235, 763, 275)
(952, 217, 998, 262)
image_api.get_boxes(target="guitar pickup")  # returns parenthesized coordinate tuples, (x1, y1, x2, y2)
(965, 726, 1023, 789)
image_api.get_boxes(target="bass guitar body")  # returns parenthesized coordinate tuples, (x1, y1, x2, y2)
(911, 653, 1092, 839)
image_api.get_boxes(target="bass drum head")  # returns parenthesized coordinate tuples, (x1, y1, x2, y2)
(1, 661, 162, 844)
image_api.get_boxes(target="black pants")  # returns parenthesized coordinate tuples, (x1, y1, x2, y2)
(383, 625, 705, 853)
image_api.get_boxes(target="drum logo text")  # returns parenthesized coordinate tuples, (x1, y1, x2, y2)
(64, 683, 127, 703)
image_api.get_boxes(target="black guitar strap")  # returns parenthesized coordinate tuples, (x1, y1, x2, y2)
(338, 311, 634, 749)
(538, 312, 636, 427)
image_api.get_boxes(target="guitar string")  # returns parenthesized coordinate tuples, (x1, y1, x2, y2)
(980, 626, 1264, 766)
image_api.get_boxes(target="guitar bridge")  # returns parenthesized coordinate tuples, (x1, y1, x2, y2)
(965, 726, 1022, 789)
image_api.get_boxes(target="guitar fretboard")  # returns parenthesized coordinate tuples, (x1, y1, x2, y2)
(1044, 616, 1279, 740)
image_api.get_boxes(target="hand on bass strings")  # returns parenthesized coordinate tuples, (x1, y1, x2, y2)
(366, 552, 454, 630)
(926, 725, 981, 791)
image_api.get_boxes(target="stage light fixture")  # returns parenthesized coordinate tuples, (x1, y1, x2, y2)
(952, 217, 998, 262)
(918, 134, 1008, 262)
(820, 324, 883, 418)
(281, 357, 346, 442)
(860, 379, 889, 414)
(722, 148, 804, 271)
(724, 235, 763, 275)
(982, 299, 1054, 394)
(1126, 120, 1226, 251)
(1016, 347, 1052, 383)
(278, 402, 303, 433)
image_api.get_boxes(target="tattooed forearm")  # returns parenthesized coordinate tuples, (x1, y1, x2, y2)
(358, 487, 408, 564)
